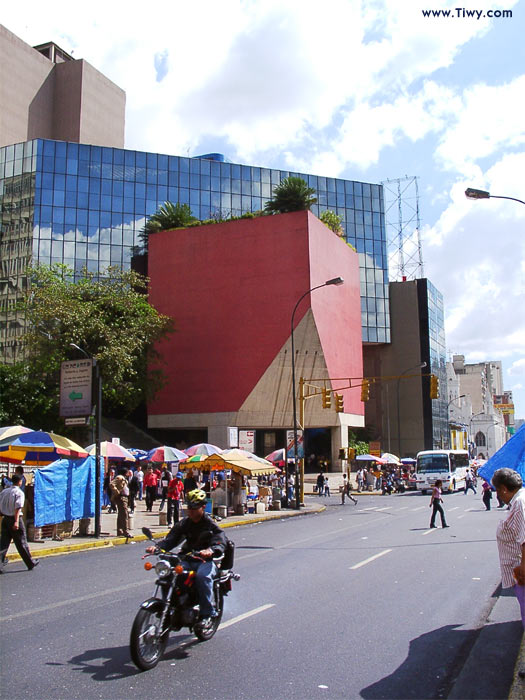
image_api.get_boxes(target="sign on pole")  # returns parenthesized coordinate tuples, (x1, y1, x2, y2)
(239, 430, 255, 452)
(60, 359, 93, 418)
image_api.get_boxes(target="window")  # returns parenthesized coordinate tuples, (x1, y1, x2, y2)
(475, 431, 486, 447)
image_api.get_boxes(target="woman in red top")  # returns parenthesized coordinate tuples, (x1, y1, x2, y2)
(143, 466, 158, 512)
(429, 479, 449, 529)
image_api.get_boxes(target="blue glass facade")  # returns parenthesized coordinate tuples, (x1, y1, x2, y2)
(0, 138, 391, 360)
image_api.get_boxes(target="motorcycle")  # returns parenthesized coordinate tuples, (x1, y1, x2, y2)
(130, 526, 240, 671)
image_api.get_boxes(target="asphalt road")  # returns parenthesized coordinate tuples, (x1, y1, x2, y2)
(0, 490, 521, 700)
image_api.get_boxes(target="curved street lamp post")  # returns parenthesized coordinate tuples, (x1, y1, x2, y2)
(465, 188, 525, 206)
(291, 276, 344, 509)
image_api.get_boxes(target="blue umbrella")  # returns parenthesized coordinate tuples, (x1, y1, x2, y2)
(478, 424, 525, 482)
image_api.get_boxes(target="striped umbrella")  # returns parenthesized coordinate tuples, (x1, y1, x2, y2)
(185, 443, 222, 457)
(146, 445, 188, 463)
(85, 441, 135, 462)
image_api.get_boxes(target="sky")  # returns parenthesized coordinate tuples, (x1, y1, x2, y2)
(4, 0, 525, 416)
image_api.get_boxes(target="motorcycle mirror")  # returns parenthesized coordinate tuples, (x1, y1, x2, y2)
(142, 527, 154, 540)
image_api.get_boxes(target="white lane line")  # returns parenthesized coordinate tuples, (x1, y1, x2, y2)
(350, 549, 392, 570)
(398, 506, 409, 511)
(465, 508, 476, 512)
(219, 604, 275, 630)
(422, 528, 437, 536)
(457, 514, 465, 519)
(412, 506, 425, 512)
(359, 506, 377, 511)
(375, 506, 392, 511)
(449, 507, 460, 511)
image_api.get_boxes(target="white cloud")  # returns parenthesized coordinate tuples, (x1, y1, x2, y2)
(509, 360, 525, 376)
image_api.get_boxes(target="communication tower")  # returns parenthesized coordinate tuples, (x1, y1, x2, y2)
(381, 176, 424, 281)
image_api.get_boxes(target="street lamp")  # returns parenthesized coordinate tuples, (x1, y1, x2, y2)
(465, 188, 525, 206)
(445, 394, 467, 450)
(291, 276, 344, 509)
(396, 361, 427, 458)
(70, 343, 102, 538)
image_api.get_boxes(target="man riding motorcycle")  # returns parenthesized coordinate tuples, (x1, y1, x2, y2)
(146, 488, 227, 629)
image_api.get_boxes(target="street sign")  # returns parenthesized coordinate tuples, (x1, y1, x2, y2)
(228, 427, 239, 448)
(286, 430, 304, 460)
(65, 416, 89, 426)
(60, 359, 93, 418)
(239, 430, 255, 452)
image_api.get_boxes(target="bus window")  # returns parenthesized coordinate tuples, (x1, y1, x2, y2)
(450, 453, 469, 471)
(417, 454, 449, 472)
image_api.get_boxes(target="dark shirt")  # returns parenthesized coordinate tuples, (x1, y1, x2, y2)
(157, 513, 227, 556)
(183, 475, 198, 493)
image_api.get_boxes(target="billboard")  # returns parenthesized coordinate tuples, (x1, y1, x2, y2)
(60, 359, 93, 418)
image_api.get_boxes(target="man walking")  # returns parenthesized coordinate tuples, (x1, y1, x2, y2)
(0, 474, 39, 572)
(465, 469, 477, 495)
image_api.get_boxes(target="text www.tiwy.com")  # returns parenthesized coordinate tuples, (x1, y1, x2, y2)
(422, 8, 513, 19)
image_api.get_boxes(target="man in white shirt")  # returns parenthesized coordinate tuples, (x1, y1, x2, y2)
(0, 474, 39, 572)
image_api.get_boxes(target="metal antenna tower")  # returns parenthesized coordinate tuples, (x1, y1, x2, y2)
(381, 175, 424, 281)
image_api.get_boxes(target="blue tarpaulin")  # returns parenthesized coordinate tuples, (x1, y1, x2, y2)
(478, 424, 525, 483)
(33, 455, 103, 527)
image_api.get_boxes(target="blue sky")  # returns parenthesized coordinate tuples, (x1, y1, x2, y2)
(5, 0, 525, 416)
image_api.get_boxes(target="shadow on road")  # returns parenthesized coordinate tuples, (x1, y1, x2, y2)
(360, 620, 521, 699)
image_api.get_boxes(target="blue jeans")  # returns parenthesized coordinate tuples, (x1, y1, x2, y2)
(185, 559, 218, 617)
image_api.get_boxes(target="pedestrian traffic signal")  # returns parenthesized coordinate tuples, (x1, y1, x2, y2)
(430, 374, 440, 399)
(322, 388, 331, 409)
(335, 393, 344, 412)
(348, 448, 356, 460)
(339, 447, 347, 460)
(360, 379, 370, 402)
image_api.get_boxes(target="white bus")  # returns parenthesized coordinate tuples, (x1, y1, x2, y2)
(415, 450, 470, 494)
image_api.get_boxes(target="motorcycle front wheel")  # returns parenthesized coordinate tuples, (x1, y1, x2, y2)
(130, 604, 169, 671)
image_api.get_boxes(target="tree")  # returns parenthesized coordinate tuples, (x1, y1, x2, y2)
(0, 264, 174, 427)
(139, 202, 198, 248)
(320, 210, 344, 235)
(264, 176, 318, 214)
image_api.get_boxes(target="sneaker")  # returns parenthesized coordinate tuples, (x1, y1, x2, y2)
(443, 525, 450, 528)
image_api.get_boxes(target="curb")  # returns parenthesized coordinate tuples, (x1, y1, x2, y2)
(509, 632, 525, 699)
(9, 504, 326, 561)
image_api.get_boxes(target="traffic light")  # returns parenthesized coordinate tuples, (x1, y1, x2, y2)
(335, 393, 344, 412)
(338, 447, 347, 460)
(430, 374, 440, 399)
(348, 448, 356, 461)
(321, 388, 331, 409)
(360, 379, 370, 402)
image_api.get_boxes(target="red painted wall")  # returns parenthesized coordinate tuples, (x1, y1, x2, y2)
(148, 211, 363, 418)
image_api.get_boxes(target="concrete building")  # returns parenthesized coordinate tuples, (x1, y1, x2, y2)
(0, 25, 125, 149)
(147, 210, 364, 462)
(364, 278, 447, 457)
(445, 360, 471, 450)
(450, 355, 506, 458)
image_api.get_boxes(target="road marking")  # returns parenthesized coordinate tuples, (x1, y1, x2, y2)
(219, 604, 275, 630)
(359, 506, 377, 511)
(422, 528, 437, 536)
(449, 507, 460, 511)
(398, 506, 409, 511)
(411, 506, 425, 511)
(457, 515, 465, 519)
(375, 506, 392, 511)
(350, 549, 392, 570)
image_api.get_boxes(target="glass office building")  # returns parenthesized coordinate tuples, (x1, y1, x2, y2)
(0, 138, 390, 360)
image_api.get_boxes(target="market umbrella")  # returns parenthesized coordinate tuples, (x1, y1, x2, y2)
(381, 452, 402, 465)
(0, 430, 88, 465)
(265, 448, 286, 463)
(185, 443, 223, 457)
(222, 449, 270, 465)
(478, 424, 525, 482)
(0, 425, 34, 442)
(356, 454, 385, 463)
(146, 445, 188, 463)
(401, 457, 417, 464)
(85, 441, 135, 462)
(127, 448, 149, 462)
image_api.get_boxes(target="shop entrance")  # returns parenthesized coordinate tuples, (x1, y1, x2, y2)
(304, 428, 332, 472)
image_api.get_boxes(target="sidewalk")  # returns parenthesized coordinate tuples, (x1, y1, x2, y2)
(7, 497, 325, 560)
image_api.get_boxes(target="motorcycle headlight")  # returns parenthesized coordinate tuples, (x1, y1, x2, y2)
(155, 560, 172, 578)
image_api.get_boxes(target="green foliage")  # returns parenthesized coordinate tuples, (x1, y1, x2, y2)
(140, 202, 198, 247)
(0, 362, 59, 431)
(0, 264, 174, 426)
(348, 430, 370, 456)
(320, 210, 343, 234)
(264, 176, 317, 214)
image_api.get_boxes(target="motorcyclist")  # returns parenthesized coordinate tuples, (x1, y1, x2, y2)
(146, 488, 227, 628)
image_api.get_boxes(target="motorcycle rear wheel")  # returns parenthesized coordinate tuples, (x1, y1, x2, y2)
(194, 590, 224, 642)
(130, 605, 169, 670)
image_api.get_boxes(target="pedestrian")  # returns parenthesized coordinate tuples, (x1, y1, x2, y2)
(341, 473, 357, 505)
(167, 471, 184, 525)
(481, 479, 493, 511)
(158, 465, 172, 511)
(143, 466, 158, 512)
(110, 467, 131, 538)
(128, 469, 140, 515)
(429, 479, 449, 528)
(357, 468, 364, 492)
(14, 466, 26, 492)
(316, 471, 325, 497)
(491, 468, 525, 628)
(0, 474, 39, 572)
(464, 468, 477, 495)
(136, 465, 144, 500)
(324, 478, 331, 497)
(183, 470, 199, 494)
